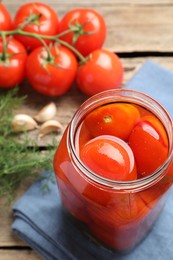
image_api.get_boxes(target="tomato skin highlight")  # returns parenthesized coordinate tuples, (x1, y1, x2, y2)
(76, 49, 124, 96)
(26, 45, 78, 96)
(128, 115, 169, 177)
(13, 2, 59, 51)
(0, 38, 27, 88)
(59, 8, 107, 57)
(80, 135, 137, 181)
(84, 103, 140, 140)
(0, 3, 12, 30)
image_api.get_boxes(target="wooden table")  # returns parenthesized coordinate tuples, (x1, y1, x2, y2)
(1, 0, 173, 259)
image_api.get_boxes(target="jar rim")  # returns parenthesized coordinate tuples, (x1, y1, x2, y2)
(69, 89, 173, 192)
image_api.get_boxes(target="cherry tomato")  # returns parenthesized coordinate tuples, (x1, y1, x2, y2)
(80, 135, 137, 181)
(59, 8, 106, 57)
(128, 115, 169, 177)
(76, 49, 124, 96)
(84, 103, 140, 140)
(26, 45, 77, 96)
(0, 3, 12, 30)
(13, 2, 59, 51)
(0, 37, 27, 88)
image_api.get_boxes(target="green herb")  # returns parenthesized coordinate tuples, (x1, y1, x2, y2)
(0, 88, 56, 201)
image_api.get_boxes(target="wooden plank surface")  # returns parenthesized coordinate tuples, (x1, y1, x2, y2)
(0, 250, 43, 260)
(1, 0, 173, 258)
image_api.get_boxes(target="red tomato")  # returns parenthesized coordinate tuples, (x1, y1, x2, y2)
(0, 3, 12, 30)
(13, 2, 59, 51)
(76, 49, 124, 96)
(80, 135, 137, 181)
(0, 38, 27, 88)
(128, 115, 169, 177)
(26, 45, 78, 96)
(59, 8, 106, 57)
(84, 103, 140, 141)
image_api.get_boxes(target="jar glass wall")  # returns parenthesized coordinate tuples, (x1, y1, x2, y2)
(54, 89, 173, 252)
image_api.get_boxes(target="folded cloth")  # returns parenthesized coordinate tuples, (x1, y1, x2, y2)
(125, 61, 173, 118)
(12, 61, 173, 260)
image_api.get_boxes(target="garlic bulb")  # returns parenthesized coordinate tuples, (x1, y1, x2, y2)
(34, 102, 57, 123)
(38, 120, 63, 138)
(12, 114, 38, 132)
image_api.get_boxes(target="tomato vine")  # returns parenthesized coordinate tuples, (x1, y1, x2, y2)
(0, 2, 124, 96)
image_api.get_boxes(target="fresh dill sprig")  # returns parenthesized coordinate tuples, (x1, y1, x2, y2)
(0, 88, 57, 201)
(0, 87, 26, 137)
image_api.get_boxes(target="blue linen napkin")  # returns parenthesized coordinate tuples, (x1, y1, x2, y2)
(12, 61, 173, 260)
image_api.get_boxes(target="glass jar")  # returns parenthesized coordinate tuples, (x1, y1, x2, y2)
(54, 89, 173, 253)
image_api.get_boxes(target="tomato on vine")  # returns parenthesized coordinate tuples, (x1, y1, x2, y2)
(59, 8, 107, 57)
(26, 45, 78, 96)
(0, 38, 27, 88)
(0, 3, 123, 97)
(0, 3, 12, 30)
(76, 49, 124, 96)
(13, 2, 59, 51)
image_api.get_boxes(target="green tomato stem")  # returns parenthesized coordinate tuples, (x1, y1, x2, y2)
(55, 28, 72, 38)
(0, 29, 53, 61)
(0, 27, 87, 63)
(57, 38, 87, 63)
(19, 13, 42, 30)
(1, 33, 8, 61)
(1, 28, 53, 40)
(17, 29, 53, 61)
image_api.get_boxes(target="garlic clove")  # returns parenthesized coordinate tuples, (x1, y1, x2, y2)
(34, 102, 57, 123)
(12, 114, 38, 132)
(38, 120, 63, 138)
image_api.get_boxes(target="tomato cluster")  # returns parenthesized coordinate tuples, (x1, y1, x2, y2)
(0, 2, 124, 96)
(80, 102, 169, 180)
